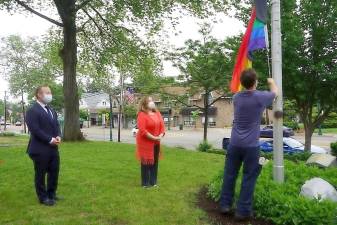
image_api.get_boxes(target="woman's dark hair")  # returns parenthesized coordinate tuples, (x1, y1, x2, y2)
(240, 69, 257, 89)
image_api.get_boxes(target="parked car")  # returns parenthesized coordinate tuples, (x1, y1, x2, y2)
(260, 137, 327, 154)
(15, 121, 22, 126)
(222, 137, 327, 154)
(0, 121, 11, 126)
(260, 125, 295, 138)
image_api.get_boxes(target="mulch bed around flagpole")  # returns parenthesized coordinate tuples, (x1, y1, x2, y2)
(197, 187, 274, 225)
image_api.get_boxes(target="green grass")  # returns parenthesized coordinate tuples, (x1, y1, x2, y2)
(314, 127, 337, 134)
(0, 137, 224, 225)
(0, 134, 28, 146)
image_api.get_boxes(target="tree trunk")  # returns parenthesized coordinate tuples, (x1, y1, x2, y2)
(21, 91, 26, 133)
(203, 92, 209, 141)
(59, 2, 83, 141)
(303, 122, 313, 152)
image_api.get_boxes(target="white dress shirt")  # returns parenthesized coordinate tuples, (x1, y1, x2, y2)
(36, 100, 53, 119)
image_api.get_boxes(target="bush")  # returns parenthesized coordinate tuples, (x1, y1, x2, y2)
(322, 112, 337, 128)
(0, 132, 16, 137)
(208, 161, 337, 225)
(261, 151, 312, 163)
(284, 121, 300, 130)
(330, 142, 337, 157)
(197, 141, 213, 152)
(206, 149, 312, 163)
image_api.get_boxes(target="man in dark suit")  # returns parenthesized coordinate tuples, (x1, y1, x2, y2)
(26, 85, 61, 206)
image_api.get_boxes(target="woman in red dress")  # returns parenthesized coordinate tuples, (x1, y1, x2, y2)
(136, 96, 165, 188)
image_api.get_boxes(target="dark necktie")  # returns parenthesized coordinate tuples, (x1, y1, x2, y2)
(45, 105, 53, 120)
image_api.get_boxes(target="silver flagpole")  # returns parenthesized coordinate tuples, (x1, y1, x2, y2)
(271, 0, 284, 182)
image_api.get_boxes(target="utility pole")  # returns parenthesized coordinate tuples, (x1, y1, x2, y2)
(4, 91, 7, 131)
(109, 93, 113, 141)
(118, 74, 124, 142)
(271, 0, 284, 183)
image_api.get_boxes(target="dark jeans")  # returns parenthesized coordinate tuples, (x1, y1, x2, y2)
(220, 144, 261, 216)
(29, 150, 60, 201)
(141, 145, 159, 186)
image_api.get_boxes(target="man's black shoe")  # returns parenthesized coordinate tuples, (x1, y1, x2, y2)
(40, 198, 55, 206)
(219, 206, 231, 215)
(234, 212, 252, 221)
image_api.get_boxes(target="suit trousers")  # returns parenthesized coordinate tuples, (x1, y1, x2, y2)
(29, 149, 60, 201)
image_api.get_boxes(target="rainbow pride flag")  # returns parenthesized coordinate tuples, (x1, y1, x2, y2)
(230, 0, 268, 93)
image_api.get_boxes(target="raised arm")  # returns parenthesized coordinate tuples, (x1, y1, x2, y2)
(267, 78, 279, 97)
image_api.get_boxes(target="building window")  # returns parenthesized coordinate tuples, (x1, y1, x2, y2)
(183, 116, 195, 127)
(202, 117, 216, 127)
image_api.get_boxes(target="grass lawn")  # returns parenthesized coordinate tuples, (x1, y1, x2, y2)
(314, 127, 337, 134)
(0, 136, 224, 225)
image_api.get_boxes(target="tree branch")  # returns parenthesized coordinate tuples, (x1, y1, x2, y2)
(75, 0, 93, 11)
(14, 0, 63, 27)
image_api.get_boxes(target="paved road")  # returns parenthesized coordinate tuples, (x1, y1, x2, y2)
(5, 125, 336, 150)
(81, 126, 336, 151)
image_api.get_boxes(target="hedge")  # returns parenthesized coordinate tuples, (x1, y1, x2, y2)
(208, 161, 337, 225)
(331, 142, 337, 157)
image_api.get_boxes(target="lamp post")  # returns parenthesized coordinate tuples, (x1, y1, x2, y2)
(4, 91, 8, 131)
(109, 94, 113, 141)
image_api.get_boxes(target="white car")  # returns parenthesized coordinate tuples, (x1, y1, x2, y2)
(283, 138, 327, 154)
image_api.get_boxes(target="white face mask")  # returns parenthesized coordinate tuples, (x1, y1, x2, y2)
(42, 94, 53, 104)
(148, 101, 156, 109)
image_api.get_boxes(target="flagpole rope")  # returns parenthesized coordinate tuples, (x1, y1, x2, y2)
(265, 24, 272, 78)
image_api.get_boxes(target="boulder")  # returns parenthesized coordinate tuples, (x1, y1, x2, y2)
(306, 153, 337, 168)
(300, 178, 337, 202)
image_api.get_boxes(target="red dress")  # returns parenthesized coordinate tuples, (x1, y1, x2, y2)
(136, 111, 165, 165)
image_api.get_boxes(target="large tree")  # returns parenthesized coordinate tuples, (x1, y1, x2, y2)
(232, 0, 337, 151)
(0, 0, 229, 141)
(167, 25, 233, 140)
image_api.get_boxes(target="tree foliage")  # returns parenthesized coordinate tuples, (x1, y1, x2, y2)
(167, 24, 234, 140)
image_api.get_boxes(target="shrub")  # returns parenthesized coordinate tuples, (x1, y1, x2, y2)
(206, 149, 312, 163)
(208, 161, 337, 225)
(330, 142, 337, 157)
(197, 141, 213, 152)
(322, 112, 337, 128)
(0, 132, 16, 137)
(261, 151, 312, 163)
(284, 121, 300, 130)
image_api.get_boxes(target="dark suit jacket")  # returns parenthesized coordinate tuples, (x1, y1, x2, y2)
(26, 102, 61, 155)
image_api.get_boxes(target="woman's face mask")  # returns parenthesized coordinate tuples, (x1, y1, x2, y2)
(148, 101, 156, 109)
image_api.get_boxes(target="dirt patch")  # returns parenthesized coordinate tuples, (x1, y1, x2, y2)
(197, 187, 274, 225)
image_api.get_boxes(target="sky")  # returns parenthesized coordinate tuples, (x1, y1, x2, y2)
(0, 8, 244, 101)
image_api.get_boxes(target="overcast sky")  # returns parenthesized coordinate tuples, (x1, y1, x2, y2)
(0, 9, 244, 100)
